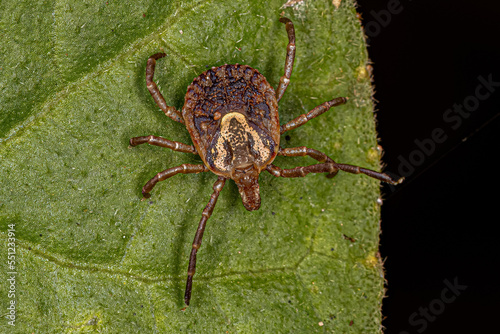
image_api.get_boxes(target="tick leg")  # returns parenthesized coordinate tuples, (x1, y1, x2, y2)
(184, 176, 226, 306)
(280, 97, 347, 134)
(278, 146, 331, 162)
(268, 146, 403, 184)
(328, 163, 404, 184)
(129, 135, 197, 154)
(146, 53, 184, 124)
(277, 146, 338, 177)
(141, 164, 209, 199)
(266, 162, 337, 178)
(276, 17, 296, 103)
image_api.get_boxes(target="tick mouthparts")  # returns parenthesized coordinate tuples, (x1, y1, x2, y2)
(238, 182, 261, 211)
(234, 166, 262, 211)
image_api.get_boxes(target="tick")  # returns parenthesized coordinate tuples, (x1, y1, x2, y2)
(130, 17, 403, 306)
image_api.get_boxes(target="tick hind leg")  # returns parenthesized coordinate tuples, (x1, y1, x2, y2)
(276, 17, 296, 103)
(266, 146, 403, 184)
(146, 53, 184, 124)
(140, 164, 209, 199)
(185, 176, 226, 306)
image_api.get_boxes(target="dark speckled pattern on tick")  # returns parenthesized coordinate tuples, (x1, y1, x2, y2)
(183, 65, 280, 178)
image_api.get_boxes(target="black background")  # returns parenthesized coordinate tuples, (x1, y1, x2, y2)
(355, 0, 500, 333)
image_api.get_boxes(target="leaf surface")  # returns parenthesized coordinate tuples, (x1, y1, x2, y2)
(0, 0, 385, 332)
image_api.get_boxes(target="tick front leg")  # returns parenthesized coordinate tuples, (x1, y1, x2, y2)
(129, 135, 197, 154)
(184, 176, 226, 306)
(146, 53, 184, 124)
(276, 17, 296, 103)
(141, 164, 209, 199)
(280, 97, 347, 134)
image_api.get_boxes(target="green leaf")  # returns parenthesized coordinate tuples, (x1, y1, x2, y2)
(0, 0, 385, 332)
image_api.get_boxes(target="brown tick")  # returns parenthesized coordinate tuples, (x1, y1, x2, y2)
(130, 17, 403, 306)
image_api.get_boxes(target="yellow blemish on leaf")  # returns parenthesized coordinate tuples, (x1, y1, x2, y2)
(366, 147, 379, 164)
(363, 253, 380, 269)
(356, 64, 369, 81)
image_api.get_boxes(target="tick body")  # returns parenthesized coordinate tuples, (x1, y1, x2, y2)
(130, 17, 402, 306)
